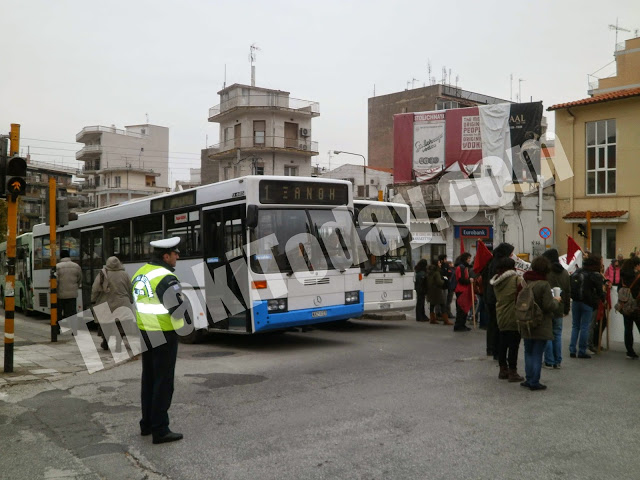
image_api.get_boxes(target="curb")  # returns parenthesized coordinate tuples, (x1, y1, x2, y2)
(360, 313, 407, 321)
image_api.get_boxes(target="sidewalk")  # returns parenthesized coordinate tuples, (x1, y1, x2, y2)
(0, 312, 135, 387)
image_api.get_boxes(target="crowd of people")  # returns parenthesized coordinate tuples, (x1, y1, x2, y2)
(414, 243, 640, 391)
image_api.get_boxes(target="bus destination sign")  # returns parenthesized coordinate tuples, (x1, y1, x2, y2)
(259, 180, 349, 206)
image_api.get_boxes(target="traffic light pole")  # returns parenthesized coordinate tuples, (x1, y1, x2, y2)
(50, 178, 58, 342)
(586, 210, 591, 252)
(4, 123, 20, 373)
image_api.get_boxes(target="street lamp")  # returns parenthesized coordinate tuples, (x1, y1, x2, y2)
(500, 219, 508, 243)
(333, 150, 367, 198)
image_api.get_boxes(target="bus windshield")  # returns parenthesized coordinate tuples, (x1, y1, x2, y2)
(359, 225, 412, 274)
(250, 208, 357, 274)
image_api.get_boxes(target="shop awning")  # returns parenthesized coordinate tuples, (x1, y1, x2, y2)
(563, 210, 629, 223)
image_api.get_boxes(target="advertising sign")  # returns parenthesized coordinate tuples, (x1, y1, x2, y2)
(413, 112, 446, 181)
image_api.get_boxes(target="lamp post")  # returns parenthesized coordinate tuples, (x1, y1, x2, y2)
(500, 219, 508, 243)
(333, 150, 367, 198)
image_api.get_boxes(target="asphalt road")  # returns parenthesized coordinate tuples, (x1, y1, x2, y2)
(1, 312, 639, 480)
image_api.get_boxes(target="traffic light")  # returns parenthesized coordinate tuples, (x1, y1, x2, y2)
(578, 223, 588, 238)
(5, 155, 26, 200)
(0, 137, 8, 198)
(44, 191, 77, 226)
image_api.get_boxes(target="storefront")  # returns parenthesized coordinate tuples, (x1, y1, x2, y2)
(454, 225, 493, 257)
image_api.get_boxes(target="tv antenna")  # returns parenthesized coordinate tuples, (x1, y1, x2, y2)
(249, 43, 261, 86)
(518, 78, 525, 103)
(609, 19, 630, 50)
(427, 60, 432, 85)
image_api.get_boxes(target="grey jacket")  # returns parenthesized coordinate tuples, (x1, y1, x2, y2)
(56, 258, 82, 299)
(91, 257, 134, 324)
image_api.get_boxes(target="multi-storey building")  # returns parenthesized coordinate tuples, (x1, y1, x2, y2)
(19, 159, 80, 233)
(318, 164, 393, 200)
(368, 84, 508, 170)
(202, 84, 319, 184)
(551, 35, 640, 261)
(174, 168, 201, 191)
(75, 124, 169, 207)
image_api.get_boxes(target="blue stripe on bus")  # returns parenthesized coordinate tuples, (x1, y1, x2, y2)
(252, 292, 364, 332)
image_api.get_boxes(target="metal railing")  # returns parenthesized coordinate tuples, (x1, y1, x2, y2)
(208, 135, 318, 154)
(76, 125, 147, 142)
(209, 94, 320, 118)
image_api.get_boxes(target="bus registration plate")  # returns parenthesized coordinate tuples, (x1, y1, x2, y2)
(379, 303, 391, 309)
(312, 310, 327, 318)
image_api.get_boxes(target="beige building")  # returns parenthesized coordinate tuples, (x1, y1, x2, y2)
(76, 124, 169, 208)
(202, 84, 319, 184)
(318, 164, 394, 200)
(550, 36, 640, 260)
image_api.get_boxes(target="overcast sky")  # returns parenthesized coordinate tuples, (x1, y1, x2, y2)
(1, 0, 638, 183)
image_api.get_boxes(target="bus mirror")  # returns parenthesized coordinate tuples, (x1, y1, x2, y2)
(17, 248, 26, 259)
(246, 205, 258, 229)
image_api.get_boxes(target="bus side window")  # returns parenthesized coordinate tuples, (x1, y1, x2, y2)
(165, 210, 201, 258)
(105, 221, 131, 261)
(133, 215, 162, 261)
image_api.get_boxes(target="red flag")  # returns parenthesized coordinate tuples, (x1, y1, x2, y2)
(460, 240, 465, 255)
(567, 236, 582, 264)
(473, 240, 493, 274)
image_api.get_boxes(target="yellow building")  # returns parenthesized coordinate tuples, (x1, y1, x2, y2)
(549, 36, 640, 260)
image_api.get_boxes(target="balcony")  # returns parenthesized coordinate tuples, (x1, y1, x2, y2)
(207, 135, 318, 158)
(76, 125, 147, 143)
(209, 95, 320, 121)
(76, 144, 102, 160)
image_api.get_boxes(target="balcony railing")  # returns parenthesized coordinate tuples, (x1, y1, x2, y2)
(76, 125, 147, 142)
(208, 135, 318, 155)
(209, 94, 320, 118)
(76, 144, 102, 159)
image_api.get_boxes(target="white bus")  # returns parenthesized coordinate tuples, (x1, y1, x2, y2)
(353, 200, 415, 313)
(31, 176, 364, 339)
(0, 232, 36, 314)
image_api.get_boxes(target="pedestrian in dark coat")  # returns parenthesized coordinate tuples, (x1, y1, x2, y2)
(482, 243, 514, 357)
(520, 256, 564, 391)
(426, 260, 452, 325)
(620, 256, 640, 359)
(541, 248, 571, 368)
(414, 259, 428, 322)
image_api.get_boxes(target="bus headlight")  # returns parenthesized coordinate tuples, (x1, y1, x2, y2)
(345, 291, 360, 305)
(267, 299, 288, 312)
(403, 290, 413, 300)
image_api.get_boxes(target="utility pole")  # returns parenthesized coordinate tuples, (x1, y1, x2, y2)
(3, 124, 28, 372)
(586, 210, 592, 252)
(49, 178, 58, 342)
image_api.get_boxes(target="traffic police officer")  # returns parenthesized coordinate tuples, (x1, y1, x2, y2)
(132, 236, 191, 444)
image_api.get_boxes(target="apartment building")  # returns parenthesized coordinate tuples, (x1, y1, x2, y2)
(318, 164, 393, 200)
(368, 84, 508, 170)
(76, 124, 169, 207)
(551, 35, 640, 260)
(202, 84, 319, 184)
(19, 160, 79, 233)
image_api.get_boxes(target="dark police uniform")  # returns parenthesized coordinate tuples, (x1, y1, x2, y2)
(132, 236, 190, 444)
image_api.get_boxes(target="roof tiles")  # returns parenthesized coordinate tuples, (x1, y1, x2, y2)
(563, 210, 628, 219)
(548, 87, 640, 111)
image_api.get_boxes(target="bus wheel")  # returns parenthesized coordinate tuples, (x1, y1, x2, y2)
(178, 329, 206, 344)
(22, 294, 32, 317)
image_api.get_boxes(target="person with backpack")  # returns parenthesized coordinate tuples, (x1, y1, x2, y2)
(453, 253, 473, 332)
(619, 256, 640, 359)
(518, 256, 564, 391)
(426, 259, 452, 325)
(542, 249, 571, 369)
(490, 257, 525, 382)
(482, 243, 515, 358)
(569, 255, 605, 359)
(414, 259, 428, 322)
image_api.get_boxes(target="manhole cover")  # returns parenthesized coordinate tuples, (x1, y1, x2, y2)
(192, 351, 235, 358)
